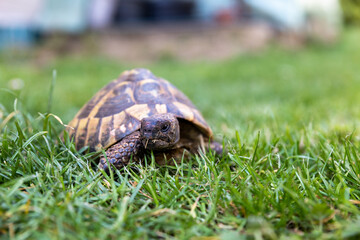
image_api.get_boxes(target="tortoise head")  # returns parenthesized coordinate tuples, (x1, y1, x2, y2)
(140, 113, 180, 150)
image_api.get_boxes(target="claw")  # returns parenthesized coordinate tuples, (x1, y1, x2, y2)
(145, 139, 149, 149)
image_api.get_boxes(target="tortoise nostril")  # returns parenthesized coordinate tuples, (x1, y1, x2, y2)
(143, 127, 153, 138)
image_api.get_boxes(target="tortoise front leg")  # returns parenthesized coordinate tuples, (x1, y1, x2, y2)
(99, 131, 143, 172)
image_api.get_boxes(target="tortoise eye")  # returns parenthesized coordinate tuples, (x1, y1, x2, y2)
(161, 123, 170, 132)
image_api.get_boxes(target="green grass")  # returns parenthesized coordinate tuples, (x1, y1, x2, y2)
(1, 28, 360, 239)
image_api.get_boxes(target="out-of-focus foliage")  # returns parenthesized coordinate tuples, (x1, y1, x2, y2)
(341, 0, 360, 25)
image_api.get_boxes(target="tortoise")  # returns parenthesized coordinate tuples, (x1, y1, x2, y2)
(67, 68, 222, 172)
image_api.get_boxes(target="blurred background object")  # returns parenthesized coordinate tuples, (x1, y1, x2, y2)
(35, 0, 89, 32)
(89, 0, 116, 29)
(0, 0, 347, 52)
(0, 0, 42, 49)
(245, 0, 342, 43)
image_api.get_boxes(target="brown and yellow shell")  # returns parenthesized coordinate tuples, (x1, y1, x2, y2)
(67, 68, 213, 152)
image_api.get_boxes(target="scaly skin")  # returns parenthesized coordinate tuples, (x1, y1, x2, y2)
(99, 135, 223, 172)
(99, 131, 142, 172)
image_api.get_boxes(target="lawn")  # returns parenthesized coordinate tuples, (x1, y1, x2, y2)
(1, 28, 360, 239)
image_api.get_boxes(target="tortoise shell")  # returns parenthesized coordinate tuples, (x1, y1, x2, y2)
(67, 68, 213, 152)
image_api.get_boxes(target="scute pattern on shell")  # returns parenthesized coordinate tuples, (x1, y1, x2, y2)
(67, 68, 212, 152)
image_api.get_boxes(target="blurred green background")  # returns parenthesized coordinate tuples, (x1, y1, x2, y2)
(0, 0, 360, 138)
(1, 28, 360, 140)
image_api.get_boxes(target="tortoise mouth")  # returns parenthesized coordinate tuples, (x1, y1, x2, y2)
(142, 138, 174, 150)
